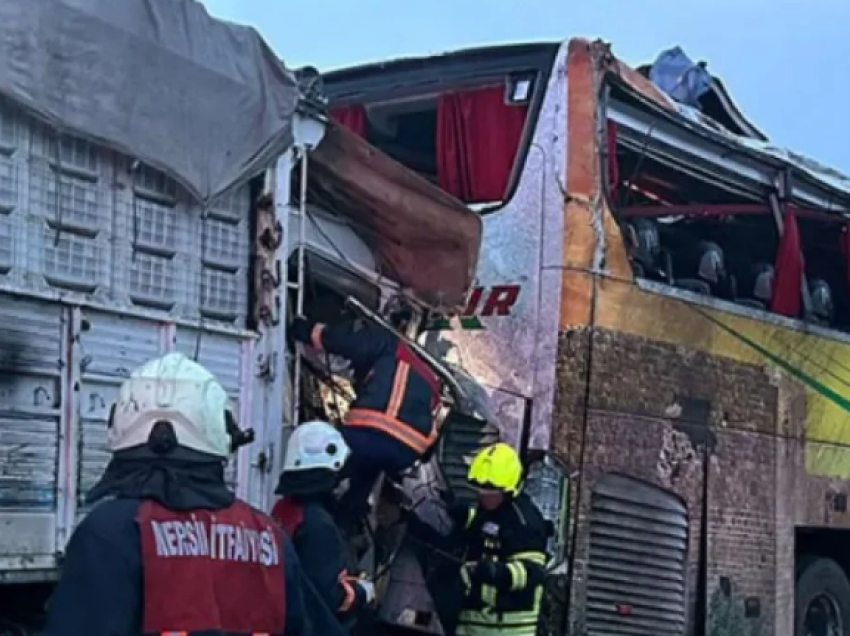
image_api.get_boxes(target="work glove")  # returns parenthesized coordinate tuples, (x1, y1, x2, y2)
(470, 560, 510, 588)
(356, 579, 376, 605)
(438, 488, 456, 506)
(289, 315, 312, 348)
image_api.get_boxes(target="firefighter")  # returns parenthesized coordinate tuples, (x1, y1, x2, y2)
(43, 352, 345, 636)
(271, 420, 376, 631)
(290, 297, 440, 527)
(431, 443, 550, 636)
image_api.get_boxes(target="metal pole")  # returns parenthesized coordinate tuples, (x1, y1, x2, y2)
(291, 146, 310, 426)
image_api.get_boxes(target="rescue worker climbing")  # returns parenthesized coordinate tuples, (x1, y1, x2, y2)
(290, 295, 441, 526)
(271, 420, 376, 631)
(415, 443, 550, 636)
(43, 352, 345, 636)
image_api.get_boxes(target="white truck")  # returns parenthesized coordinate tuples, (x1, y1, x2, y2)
(0, 1, 510, 633)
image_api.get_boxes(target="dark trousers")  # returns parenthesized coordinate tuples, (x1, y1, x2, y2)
(407, 514, 467, 636)
(337, 426, 419, 530)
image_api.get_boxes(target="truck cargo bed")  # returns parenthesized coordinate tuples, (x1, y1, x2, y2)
(0, 98, 255, 581)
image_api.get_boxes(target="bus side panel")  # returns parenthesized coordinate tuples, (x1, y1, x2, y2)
(426, 43, 568, 453)
(558, 272, 850, 635)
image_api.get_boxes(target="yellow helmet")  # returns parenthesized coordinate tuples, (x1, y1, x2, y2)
(467, 443, 523, 495)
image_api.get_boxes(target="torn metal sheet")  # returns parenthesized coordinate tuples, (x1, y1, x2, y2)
(594, 38, 850, 202)
(308, 124, 483, 312)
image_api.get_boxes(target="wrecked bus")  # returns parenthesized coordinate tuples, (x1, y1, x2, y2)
(320, 38, 850, 635)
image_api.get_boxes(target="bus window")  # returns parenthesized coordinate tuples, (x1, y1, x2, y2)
(322, 44, 561, 208)
(327, 85, 529, 206)
(608, 116, 850, 332)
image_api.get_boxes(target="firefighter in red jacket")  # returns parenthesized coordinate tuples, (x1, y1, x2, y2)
(43, 352, 344, 636)
(290, 299, 441, 526)
(271, 420, 376, 631)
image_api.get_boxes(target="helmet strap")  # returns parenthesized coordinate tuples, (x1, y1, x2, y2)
(225, 410, 255, 452)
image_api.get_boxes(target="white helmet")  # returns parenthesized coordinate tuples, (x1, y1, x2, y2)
(282, 420, 351, 474)
(108, 352, 235, 457)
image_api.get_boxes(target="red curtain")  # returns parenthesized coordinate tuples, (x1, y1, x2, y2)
(769, 210, 804, 317)
(436, 86, 528, 203)
(329, 104, 367, 137)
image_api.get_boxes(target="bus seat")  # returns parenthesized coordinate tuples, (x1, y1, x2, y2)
(675, 241, 725, 297)
(808, 278, 835, 326)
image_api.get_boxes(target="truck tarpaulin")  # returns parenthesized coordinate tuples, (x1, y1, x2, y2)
(0, 0, 299, 205)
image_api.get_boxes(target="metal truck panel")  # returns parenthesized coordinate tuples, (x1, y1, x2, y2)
(0, 97, 252, 328)
(75, 310, 162, 514)
(0, 94, 257, 577)
(0, 296, 63, 573)
(174, 327, 248, 490)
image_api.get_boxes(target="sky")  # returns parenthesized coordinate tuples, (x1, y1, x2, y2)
(201, 0, 850, 175)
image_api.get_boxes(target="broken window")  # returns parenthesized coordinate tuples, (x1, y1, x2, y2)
(322, 44, 564, 207)
(435, 85, 528, 203)
(800, 216, 849, 329)
(608, 118, 850, 332)
(326, 71, 543, 206)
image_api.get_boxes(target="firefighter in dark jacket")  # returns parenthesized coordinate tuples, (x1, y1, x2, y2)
(271, 420, 376, 630)
(290, 299, 440, 524)
(43, 352, 345, 636)
(438, 443, 550, 636)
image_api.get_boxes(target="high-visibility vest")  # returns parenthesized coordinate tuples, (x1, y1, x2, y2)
(456, 498, 548, 636)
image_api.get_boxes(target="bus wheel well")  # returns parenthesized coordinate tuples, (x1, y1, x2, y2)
(796, 528, 850, 636)
(797, 528, 850, 577)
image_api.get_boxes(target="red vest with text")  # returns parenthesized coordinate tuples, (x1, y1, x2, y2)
(270, 497, 305, 538)
(137, 499, 286, 636)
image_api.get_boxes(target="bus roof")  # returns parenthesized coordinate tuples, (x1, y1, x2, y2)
(323, 37, 850, 210)
(590, 38, 850, 208)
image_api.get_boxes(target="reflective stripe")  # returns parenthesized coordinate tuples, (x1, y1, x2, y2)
(457, 610, 539, 636)
(466, 507, 477, 529)
(310, 324, 325, 350)
(161, 629, 271, 635)
(507, 562, 527, 590)
(511, 551, 547, 566)
(458, 607, 541, 635)
(481, 584, 497, 606)
(458, 574, 543, 636)
(338, 570, 357, 612)
(461, 564, 472, 589)
(386, 361, 410, 419)
(458, 623, 538, 635)
(344, 408, 436, 454)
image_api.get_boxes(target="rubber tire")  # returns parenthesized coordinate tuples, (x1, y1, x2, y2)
(795, 557, 850, 636)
